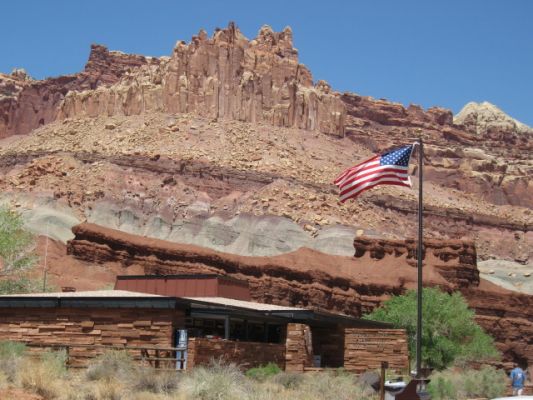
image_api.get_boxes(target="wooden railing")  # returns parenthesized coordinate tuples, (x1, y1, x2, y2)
(24, 342, 187, 370)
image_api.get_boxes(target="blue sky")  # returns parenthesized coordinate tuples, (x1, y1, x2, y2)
(1, 0, 531, 125)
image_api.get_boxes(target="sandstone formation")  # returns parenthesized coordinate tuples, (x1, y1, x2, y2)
(64, 222, 532, 368)
(57, 23, 345, 136)
(455, 101, 533, 136)
(0, 44, 155, 138)
(0, 23, 531, 309)
(1, 23, 345, 139)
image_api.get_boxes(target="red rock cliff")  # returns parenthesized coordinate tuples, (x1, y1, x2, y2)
(0, 45, 154, 138)
(1, 23, 345, 138)
(66, 222, 533, 367)
(58, 23, 346, 135)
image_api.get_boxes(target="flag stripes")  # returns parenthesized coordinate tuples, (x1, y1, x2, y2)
(334, 145, 414, 202)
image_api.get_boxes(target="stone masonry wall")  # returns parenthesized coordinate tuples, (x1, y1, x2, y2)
(285, 323, 314, 372)
(0, 307, 184, 366)
(187, 337, 286, 370)
(344, 328, 409, 373)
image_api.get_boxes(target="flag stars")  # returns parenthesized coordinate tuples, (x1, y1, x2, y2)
(335, 144, 414, 202)
(380, 145, 413, 167)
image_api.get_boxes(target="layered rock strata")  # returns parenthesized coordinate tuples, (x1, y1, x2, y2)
(66, 222, 533, 366)
(59, 23, 345, 135)
(1, 23, 345, 138)
(0, 45, 155, 138)
(341, 93, 533, 209)
(0, 23, 531, 290)
(353, 236, 479, 287)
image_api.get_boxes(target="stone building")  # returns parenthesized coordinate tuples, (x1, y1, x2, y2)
(0, 275, 408, 372)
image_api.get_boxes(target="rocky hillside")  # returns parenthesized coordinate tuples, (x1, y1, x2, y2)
(0, 23, 531, 293)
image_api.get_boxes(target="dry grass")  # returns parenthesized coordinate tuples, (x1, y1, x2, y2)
(130, 369, 180, 395)
(178, 360, 251, 400)
(85, 350, 136, 382)
(0, 344, 509, 400)
(18, 358, 64, 399)
(0, 350, 380, 400)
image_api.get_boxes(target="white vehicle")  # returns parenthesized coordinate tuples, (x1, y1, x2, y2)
(491, 397, 533, 400)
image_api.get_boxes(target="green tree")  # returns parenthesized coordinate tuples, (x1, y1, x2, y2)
(364, 287, 499, 370)
(0, 207, 38, 294)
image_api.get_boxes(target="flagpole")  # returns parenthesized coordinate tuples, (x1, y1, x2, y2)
(416, 134, 424, 378)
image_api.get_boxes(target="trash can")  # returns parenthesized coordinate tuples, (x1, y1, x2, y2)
(384, 380, 407, 400)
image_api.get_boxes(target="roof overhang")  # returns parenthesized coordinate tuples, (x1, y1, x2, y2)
(0, 296, 187, 309)
(184, 297, 391, 328)
(266, 310, 392, 328)
(0, 291, 391, 328)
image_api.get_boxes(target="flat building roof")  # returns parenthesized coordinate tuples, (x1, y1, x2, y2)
(0, 290, 390, 328)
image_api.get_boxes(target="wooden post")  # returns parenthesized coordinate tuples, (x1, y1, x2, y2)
(380, 361, 389, 400)
(155, 349, 160, 369)
(65, 345, 70, 367)
(224, 316, 230, 340)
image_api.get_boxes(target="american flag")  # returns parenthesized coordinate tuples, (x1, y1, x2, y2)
(334, 144, 415, 202)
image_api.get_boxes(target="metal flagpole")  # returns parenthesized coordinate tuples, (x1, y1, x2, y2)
(42, 221, 49, 292)
(416, 135, 424, 377)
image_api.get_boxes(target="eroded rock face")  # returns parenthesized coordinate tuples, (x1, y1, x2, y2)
(2, 24, 345, 138)
(58, 23, 346, 136)
(66, 222, 533, 367)
(353, 236, 479, 287)
(342, 93, 454, 130)
(0, 23, 531, 284)
(0, 45, 153, 138)
(455, 101, 533, 136)
(340, 92, 533, 209)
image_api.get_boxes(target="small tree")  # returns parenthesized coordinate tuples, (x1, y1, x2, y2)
(0, 207, 37, 293)
(364, 287, 499, 370)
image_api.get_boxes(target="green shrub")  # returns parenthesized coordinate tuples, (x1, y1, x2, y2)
(0, 277, 37, 294)
(0, 207, 44, 295)
(41, 348, 68, 377)
(428, 366, 506, 400)
(364, 287, 500, 370)
(0, 207, 36, 278)
(0, 340, 26, 358)
(428, 375, 457, 400)
(246, 363, 282, 381)
(0, 341, 26, 382)
(471, 366, 507, 399)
